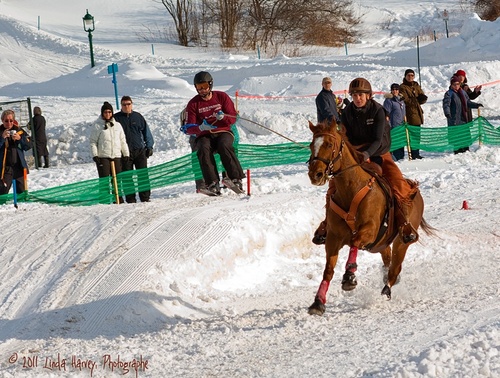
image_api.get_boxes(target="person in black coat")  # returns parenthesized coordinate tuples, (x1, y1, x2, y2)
(32, 106, 49, 168)
(315, 77, 341, 124)
(114, 96, 154, 203)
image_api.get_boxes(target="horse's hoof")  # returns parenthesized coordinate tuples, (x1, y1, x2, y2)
(308, 299, 326, 315)
(341, 272, 357, 291)
(381, 285, 392, 299)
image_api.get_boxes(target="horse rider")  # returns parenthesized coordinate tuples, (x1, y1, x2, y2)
(312, 77, 419, 245)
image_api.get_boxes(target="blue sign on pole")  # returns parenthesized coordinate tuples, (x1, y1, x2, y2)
(107, 63, 119, 109)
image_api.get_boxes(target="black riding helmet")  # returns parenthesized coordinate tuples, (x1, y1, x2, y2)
(193, 71, 213, 90)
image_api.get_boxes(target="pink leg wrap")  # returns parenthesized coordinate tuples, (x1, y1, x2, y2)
(316, 280, 330, 304)
(345, 246, 358, 272)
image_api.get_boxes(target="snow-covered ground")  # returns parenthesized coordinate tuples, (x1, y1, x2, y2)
(0, 0, 499, 377)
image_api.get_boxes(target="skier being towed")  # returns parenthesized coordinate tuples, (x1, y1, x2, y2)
(183, 71, 245, 196)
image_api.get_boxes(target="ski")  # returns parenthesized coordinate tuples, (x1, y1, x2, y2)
(221, 178, 245, 195)
(198, 188, 220, 197)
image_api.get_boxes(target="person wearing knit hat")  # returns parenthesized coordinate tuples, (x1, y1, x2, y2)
(399, 68, 427, 160)
(453, 69, 482, 124)
(450, 75, 461, 85)
(316, 76, 340, 124)
(90, 101, 130, 203)
(443, 74, 483, 155)
(101, 101, 114, 116)
(383, 83, 406, 161)
(404, 69, 415, 77)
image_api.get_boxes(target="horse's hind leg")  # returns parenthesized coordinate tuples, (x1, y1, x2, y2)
(380, 246, 392, 284)
(341, 246, 358, 291)
(381, 239, 408, 299)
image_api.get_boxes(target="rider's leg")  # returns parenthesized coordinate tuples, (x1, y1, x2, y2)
(380, 153, 419, 244)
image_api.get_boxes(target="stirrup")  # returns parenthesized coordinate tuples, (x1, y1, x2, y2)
(399, 222, 419, 244)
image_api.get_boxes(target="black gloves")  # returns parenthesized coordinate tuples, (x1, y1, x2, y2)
(122, 156, 130, 163)
(93, 156, 103, 167)
(477, 104, 484, 107)
(343, 98, 351, 106)
(146, 148, 153, 158)
(417, 94, 428, 104)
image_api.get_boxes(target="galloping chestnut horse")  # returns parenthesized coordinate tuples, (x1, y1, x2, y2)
(307, 120, 434, 315)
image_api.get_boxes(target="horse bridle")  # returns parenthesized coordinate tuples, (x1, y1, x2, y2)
(308, 133, 345, 176)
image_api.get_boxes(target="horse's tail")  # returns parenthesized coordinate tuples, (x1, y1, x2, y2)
(420, 217, 438, 237)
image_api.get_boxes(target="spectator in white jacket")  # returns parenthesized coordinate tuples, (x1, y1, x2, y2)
(90, 101, 130, 203)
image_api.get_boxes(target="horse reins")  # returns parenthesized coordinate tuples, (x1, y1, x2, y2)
(309, 132, 363, 178)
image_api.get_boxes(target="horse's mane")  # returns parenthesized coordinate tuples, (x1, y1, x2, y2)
(315, 121, 365, 164)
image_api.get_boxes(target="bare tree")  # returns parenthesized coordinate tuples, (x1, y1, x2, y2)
(241, 0, 360, 54)
(201, 0, 243, 48)
(155, 0, 195, 46)
(155, 0, 361, 54)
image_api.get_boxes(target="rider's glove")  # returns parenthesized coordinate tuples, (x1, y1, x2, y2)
(215, 111, 224, 121)
(199, 120, 217, 131)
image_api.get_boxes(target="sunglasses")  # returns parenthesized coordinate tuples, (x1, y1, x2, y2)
(195, 83, 210, 91)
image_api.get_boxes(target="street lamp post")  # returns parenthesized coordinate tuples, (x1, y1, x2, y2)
(82, 9, 95, 67)
(443, 9, 449, 38)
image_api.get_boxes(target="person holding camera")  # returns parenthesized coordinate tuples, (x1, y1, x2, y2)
(399, 69, 427, 160)
(1, 109, 32, 196)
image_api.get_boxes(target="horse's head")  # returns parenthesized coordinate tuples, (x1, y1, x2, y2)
(307, 120, 343, 186)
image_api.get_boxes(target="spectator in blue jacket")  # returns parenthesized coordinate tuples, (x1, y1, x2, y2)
(443, 75, 482, 154)
(1, 110, 31, 196)
(315, 77, 340, 124)
(114, 96, 154, 202)
(383, 83, 406, 161)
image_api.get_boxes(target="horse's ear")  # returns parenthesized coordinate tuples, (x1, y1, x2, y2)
(329, 119, 337, 129)
(308, 120, 315, 132)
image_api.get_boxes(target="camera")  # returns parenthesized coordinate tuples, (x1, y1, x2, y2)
(9, 130, 17, 136)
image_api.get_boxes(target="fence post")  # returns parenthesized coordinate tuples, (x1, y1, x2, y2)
(405, 125, 413, 161)
(477, 108, 483, 146)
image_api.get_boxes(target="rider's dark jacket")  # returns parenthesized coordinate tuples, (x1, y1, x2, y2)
(341, 98, 391, 158)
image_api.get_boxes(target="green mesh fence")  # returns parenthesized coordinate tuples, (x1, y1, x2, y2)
(391, 117, 500, 152)
(1, 117, 499, 207)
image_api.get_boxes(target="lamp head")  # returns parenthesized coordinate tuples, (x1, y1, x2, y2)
(83, 9, 95, 32)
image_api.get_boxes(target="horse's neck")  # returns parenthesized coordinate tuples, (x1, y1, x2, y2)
(335, 145, 371, 191)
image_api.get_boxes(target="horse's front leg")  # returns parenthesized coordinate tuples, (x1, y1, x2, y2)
(308, 246, 340, 316)
(341, 246, 358, 291)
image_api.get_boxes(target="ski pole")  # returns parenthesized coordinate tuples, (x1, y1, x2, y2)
(110, 160, 120, 204)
